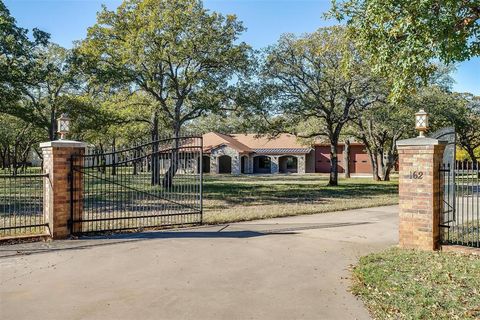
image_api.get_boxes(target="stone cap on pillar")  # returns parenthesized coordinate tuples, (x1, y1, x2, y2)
(40, 140, 87, 149)
(396, 137, 447, 147)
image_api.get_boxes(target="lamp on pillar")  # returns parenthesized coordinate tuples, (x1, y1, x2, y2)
(415, 109, 429, 137)
(57, 113, 71, 140)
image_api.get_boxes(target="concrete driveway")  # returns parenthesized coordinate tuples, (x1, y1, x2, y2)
(0, 205, 398, 320)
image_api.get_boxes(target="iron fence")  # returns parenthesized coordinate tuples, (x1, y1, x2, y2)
(0, 167, 48, 237)
(71, 136, 203, 234)
(440, 161, 480, 248)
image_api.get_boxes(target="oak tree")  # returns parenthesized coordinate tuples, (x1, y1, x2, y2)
(331, 0, 480, 97)
(76, 0, 251, 185)
(261, 26, 381, 186)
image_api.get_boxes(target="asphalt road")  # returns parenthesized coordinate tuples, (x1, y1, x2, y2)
(0, 205, 398, 320)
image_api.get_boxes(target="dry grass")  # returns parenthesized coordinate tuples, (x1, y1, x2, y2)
(202, 174, 398, 224)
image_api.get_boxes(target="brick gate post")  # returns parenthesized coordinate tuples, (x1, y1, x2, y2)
(41, 140, 86, 239)
(396, 137, 446, 250)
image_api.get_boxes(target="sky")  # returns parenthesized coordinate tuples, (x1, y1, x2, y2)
(4, 0, 479, 95)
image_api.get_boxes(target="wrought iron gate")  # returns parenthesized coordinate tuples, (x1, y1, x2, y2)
(70, 136, 203, 234)
(0, 168, 48, 237)
(440, 161, 480, 248)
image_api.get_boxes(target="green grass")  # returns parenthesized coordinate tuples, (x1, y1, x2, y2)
(352, 248, 480, 320)
(202, 174, 399, 224)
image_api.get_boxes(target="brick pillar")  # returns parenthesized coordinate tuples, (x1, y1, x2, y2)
(396, 137, 446, 250)
(41, 140, 86, 239)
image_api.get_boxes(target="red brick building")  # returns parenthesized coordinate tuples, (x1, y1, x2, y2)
(314, 143, 373, 174)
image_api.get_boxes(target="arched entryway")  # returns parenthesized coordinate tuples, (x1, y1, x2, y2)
(218, 155, 232, 174)
(202, 155, 210, 173)
(279, 156, 298, 173)
(241, 156, 248, 173)
(253, 156, 271, 174)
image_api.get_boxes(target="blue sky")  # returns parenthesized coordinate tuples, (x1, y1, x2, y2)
(5, 0, 479, 94)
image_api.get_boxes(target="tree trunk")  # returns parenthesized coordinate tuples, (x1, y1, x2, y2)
(383, 166, 392, 181)
(367, 149, 381, 181)
(343, 139, 351, 179)
(7, 146, 11, 171)
(381, 152, 397, 181)
(99, 144, 106, 174)
(328, 140, 339, 186)
(0, 146, 6, 169)
(12, 143, 18, 176)
(466, 147, 477, 162)
(162, 124, 180, 189)
(49, 109, 56, 141)
(151, 111, 160, 186)
(111, 137, 116, 176)
(133, 147, 139, 175)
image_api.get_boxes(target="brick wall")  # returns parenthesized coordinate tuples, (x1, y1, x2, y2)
(397, 139, 446, 250)
(41, 141, 86, 239)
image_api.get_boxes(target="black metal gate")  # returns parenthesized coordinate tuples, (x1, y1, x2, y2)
(440, 161, 480, 248)
(0, 168, 48, 237)
(70, 136, 203, 234)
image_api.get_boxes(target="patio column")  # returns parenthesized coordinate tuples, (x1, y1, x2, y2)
(232, 154, 241, 175)
(270, 156, 279, 174)
(297, 155, 306, 174)
(248, 156, 254, 174)
(210, 156, 218, 174)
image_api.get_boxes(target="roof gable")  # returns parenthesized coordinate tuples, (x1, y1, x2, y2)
(202, 132, 252, 153)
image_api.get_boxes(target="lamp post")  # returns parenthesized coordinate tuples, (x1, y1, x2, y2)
(57, 113, 71, 140)
(415, 109, 429, 137)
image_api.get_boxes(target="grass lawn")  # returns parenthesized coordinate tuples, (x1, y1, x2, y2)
(1, 172, 398, 236)
(352, 248, 480, 320)
(202, 174, 398, 224)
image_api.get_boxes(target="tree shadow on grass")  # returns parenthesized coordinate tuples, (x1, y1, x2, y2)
(203, 181, 398, 206)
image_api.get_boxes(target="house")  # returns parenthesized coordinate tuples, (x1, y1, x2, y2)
(202, 132, 315, 174)
(202, 132, 375, 175)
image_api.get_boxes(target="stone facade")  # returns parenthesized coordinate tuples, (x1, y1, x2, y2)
(210, 145, 241, 175)
(41, 140, 86, 239)
(397, 137, 446, 251)
(205, 150, 308, 175)
(297, 155, 306, 174)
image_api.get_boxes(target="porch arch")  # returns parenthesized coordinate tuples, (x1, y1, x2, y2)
(201, 155, 210, 173)
(279, 155, 298, 173)
(253, 156, 271, 174)
(241, 156, 248, 173)
(218, 155, 232, 174)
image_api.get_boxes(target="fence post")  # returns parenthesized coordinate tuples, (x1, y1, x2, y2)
(41, 140, 86, 239)
(396, 137, 446, 250)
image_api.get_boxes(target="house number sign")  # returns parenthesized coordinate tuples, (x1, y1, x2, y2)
(409, 171, 424, 180)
